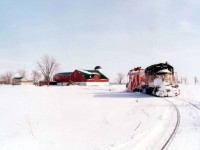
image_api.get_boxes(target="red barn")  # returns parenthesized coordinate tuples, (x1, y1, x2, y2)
(53, 69, 109, 86)
(53, 72, 72, 83)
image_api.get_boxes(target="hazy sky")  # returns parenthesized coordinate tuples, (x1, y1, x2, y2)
(0, 0, 200, 82)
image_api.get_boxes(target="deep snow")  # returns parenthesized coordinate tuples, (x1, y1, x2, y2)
(0, 84, 199, 150)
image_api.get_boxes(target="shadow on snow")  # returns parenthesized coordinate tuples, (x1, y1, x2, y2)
(94, 91, 153, 99)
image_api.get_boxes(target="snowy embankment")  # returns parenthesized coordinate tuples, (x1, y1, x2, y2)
(0, 84, 192, 150)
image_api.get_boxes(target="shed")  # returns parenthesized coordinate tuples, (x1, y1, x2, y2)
(12, 77, 33, 85)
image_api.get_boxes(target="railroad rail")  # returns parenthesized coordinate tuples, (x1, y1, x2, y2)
(161, 97, 200, 150)
(161, 98, 181, 150)
(175, 97, 200, 111)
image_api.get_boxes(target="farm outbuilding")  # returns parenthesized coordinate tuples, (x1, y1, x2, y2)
(12, 77, 33, 85)
(53, 67, 109, 86)
(38, 81, 57, 86)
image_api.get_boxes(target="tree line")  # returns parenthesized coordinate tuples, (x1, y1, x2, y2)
(0, 55, 59, 85)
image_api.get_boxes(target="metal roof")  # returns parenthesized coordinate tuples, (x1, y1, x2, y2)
(77, 70, 109, 80)
(55, 72, 72, 76)
(13, 77, 24, 80)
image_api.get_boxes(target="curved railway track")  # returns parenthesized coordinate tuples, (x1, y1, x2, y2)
(161, 97, 200, 150)
(161, 98, 181, 150)
(175, 97, 200, 111)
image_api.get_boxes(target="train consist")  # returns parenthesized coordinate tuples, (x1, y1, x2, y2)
(127, 62, 180, 97)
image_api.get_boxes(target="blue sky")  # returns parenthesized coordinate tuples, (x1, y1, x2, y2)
(0, 0, 200, 82)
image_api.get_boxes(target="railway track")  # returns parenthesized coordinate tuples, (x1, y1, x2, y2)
(161, 97, 200, 150)
(175, 97, 200, 111)
(161, 98, 181, 150)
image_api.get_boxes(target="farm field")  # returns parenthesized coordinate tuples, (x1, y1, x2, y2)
(0, 84, 200, 150)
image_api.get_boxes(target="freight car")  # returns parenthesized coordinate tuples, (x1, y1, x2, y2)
(127, 62, 180, 97)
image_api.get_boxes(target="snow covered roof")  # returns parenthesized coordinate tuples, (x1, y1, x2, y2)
(77, 70, 108, 80)
(77, 70, 99, 75)
(157, 69, 171, 73)
(145, 63, 174, 75)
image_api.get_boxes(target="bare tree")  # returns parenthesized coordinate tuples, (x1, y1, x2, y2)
(31, 70, 42, 84)
(116, 73, 124, 84)
(17, 69, 27, 78)
(194, 76, 198, 85)
(0, 75, 6, 84)
(37, 55, 59, 85)
(183, 77, 188, 84)
(180, 77, 183, 84)
(0, 71, 14, 84)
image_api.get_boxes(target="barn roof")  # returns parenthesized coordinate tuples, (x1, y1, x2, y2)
(13, 77, 24, 80)
(77, 70, 108, 80)
(55, 72, 72, 76)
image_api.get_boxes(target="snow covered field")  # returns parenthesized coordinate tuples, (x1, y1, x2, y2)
(0, 84, 199, 150)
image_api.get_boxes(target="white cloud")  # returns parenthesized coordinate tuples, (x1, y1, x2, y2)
(180, 20, 193, 32)
(179, 20, 200, 34)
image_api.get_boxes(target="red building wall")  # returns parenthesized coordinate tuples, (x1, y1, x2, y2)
(53, 75, 71, 82)
(85, 75, 109, 82)
(70, 70, 86, 82)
